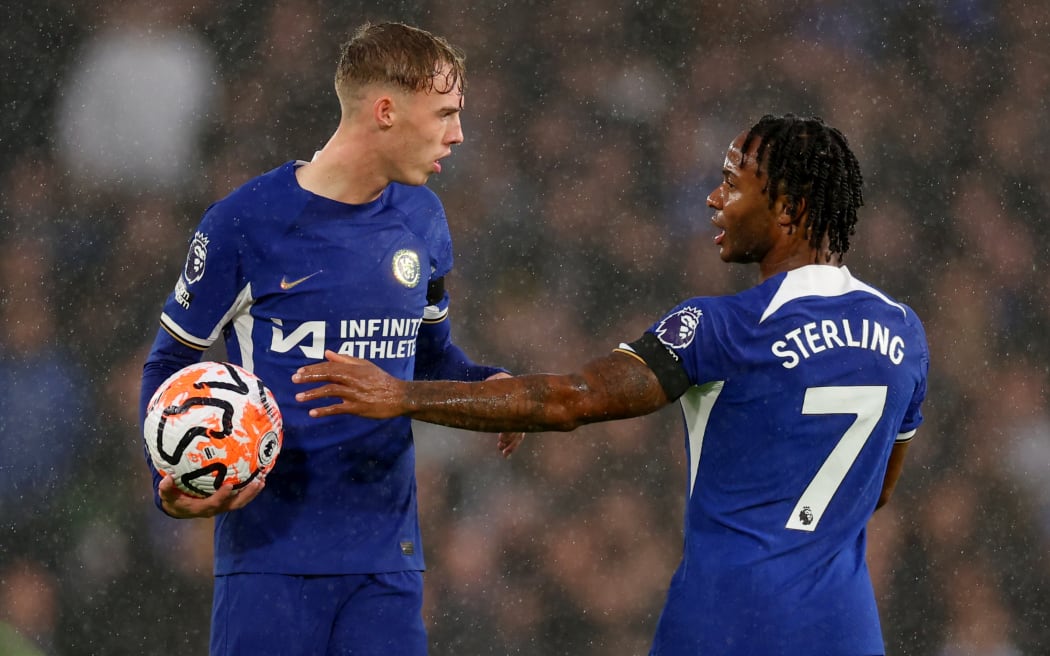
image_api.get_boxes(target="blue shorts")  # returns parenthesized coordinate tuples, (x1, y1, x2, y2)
(210, 571, 427, 655)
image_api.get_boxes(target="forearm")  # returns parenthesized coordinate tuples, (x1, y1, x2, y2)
(402, 373, 594, 432)
(294, 350, 671, 430)
(405, 351, 670, 432)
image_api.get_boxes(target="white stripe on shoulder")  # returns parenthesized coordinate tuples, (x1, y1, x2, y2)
(760, 265, 907, 323)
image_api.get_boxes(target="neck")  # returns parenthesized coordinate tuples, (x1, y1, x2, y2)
(295, 126, 390, 204)
(758, 248, 840, 281)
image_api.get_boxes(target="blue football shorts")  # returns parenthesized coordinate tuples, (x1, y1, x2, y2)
(210, 571, 427, 655)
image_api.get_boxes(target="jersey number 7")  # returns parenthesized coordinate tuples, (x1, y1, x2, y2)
(786, 386, 888, 532)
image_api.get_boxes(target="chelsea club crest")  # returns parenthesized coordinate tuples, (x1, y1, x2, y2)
(392, 249, 421, 288)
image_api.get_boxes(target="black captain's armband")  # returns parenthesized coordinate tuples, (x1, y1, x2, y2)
(427, 277, 445, 305)
(626, 332, 691, 401)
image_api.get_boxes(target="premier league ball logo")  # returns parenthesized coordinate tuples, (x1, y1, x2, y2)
(654, 306, 702, 350)
(184, 231, 209, 284)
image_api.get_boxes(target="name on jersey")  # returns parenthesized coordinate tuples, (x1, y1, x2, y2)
(271, 317, 422, 360)
(771, 318, 905, 369)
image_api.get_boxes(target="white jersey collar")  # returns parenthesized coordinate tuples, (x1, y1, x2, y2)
(760, 265, 906, 323)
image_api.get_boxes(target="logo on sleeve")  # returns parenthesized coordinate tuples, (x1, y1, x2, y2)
(184, 232, 209, 284)
(654, 307, 702, 350)
(173, 277, 194, 309)
(392, 249, 421, 288)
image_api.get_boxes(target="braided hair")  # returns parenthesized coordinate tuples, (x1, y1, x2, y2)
(741, 114, 864, 259)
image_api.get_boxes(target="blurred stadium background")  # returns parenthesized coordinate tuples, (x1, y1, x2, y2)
(2, 0, 1049, 653)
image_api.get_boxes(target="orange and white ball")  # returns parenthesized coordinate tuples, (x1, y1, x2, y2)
(143, 361, 283, 497)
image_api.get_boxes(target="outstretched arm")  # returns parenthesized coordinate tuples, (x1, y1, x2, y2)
(293, 349, 672, 433)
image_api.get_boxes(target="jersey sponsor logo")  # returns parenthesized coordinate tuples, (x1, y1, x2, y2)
(337, 318, 421, 359)
(279, 270, 322, 290)
(269, 317, 423, 361)
(183, 231, 209, 284)
(655, 307, 702, 350)
(392, 249, 421, 288)
(271, 319, 326, 359)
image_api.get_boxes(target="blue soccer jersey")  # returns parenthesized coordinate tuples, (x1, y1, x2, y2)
(629, 265, 928, 656)
(151, 161, 457, 575)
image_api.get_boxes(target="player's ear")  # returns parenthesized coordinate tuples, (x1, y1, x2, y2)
(374, 96, 395, 129)
(775, 196, 806, 230)
(773, 195, 792, 228)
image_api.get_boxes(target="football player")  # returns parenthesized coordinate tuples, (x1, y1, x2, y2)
(140, 22, 522, 656)
(293, 114, 929, 656)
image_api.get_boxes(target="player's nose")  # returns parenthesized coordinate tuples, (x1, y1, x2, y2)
(446, 114, 464, 146)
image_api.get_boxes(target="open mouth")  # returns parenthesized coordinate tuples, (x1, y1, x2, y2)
(711, 217, 725, 245)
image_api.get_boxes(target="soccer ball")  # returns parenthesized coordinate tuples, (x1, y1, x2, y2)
(143, 361, 283, 498)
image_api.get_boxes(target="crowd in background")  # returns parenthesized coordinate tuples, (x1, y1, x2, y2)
(2, 0, 1049, 653)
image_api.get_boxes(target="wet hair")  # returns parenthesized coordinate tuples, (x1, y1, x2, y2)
(335, 22, 466, 99)
(742, 114, 864, 258)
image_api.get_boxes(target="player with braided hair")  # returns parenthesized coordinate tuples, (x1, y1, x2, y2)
(293, 114, 929, 655)
(743, 114, 864, 259)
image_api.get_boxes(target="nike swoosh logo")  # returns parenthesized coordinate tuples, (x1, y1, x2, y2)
(280, 271, 321, 290)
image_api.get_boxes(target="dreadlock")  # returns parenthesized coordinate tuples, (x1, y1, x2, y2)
(741, 114, 864, 260)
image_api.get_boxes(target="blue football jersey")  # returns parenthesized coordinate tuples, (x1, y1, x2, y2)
(157, 161, 454, 575)
(635, 265, 928, 656)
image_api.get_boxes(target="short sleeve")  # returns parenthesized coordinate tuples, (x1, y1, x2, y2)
(158, 204, 248, 349)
